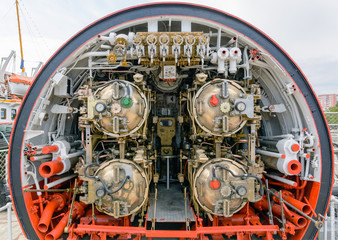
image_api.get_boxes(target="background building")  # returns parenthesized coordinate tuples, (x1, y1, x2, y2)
(318, 94, 337, 110)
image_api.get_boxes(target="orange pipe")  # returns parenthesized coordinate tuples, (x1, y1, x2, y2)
(39, 160, 64, 178)
(283, 195, 311, 215)
(303, 196, 317, 217)
(38, 195, 44, 215)
(222, 214, 260, 225)
(254, 198, 307, 228)
(38, 193, 68, 233)
(45, 202, 86, 240)
(294, 180, 307, 189)
(281, 203, 307, 228)
(273, 191, 311, 216)
(45, 211, 69, 240)
(80, 215, 120, 225)
(42, 145, 59, 155)
(298, 187, 305, 201)
(267, 179, 307, 190)
(287, 160, 302, 175)
(38, 199, 59, 233)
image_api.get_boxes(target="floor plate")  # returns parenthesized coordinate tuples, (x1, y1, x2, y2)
(147, 184, 195, 222)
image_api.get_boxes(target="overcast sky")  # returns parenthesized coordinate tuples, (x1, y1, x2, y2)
(0, 0, 337, 95)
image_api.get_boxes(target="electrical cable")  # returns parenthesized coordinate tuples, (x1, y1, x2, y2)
(95, 149, 113, 164)
(84, 162, 130, 195)
(212, 164, 264, 196)
(237, 153, 253, 164)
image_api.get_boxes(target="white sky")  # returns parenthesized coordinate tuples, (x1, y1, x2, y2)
(0, 0, 337, 95)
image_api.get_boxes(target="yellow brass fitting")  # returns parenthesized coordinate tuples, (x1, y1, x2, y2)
(107, 53, 117, 64)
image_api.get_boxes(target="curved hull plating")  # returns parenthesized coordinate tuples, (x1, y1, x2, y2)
(9, 3, 333, 240)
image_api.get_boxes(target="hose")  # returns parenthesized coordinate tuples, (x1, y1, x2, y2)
(236, 153, 253, 164)
(212, 164, 264, 196)
(102, 175, 130, 194)
(95, 149, 113, 164)
(84, 163, 130, 195)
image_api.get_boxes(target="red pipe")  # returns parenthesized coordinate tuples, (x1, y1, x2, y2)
(39, 160, 64, 178)
(266, 179, 307, 190)
(283, 194, 311, 215)
(45, 211, 69, 240)
(287, 160, 302, 175)
(303, 196, 317, 217)
(222, 214, 260, 225)
(80, 215, 121, 225)
(45, 201, 86, 240)
(42, 145, 59, 154)
(273, 191, 311, 216)
(254, 198, 307, 228)
(38, 193, 68, 233)
(38, 199, 59, 233)
(294, 180, 307, 190)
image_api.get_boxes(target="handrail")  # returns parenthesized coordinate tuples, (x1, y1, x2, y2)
(0, 131, 9, 145)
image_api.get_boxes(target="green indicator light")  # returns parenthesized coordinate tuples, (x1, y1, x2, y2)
(121, 97, 132, 108)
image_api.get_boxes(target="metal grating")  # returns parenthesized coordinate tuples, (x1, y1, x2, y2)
(325, 112, 338, 145)
(148, 184, 195, 222)
(0, 150, 8, 181)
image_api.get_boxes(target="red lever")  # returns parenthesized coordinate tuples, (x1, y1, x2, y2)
(210, 94, 219, 107)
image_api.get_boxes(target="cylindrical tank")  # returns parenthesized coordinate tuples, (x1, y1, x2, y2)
(9, 3, 333, 240)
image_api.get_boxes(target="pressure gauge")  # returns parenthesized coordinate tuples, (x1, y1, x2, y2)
(235, 102, 246, 112)
(95, 102, 106, 113)
(236, 185, 247, 197)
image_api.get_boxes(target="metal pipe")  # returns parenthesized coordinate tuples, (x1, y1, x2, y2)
(8, 202, 12, 240)
(331, 200, 334, 240)
(98, 35, 110, 41)
(324, 215, 327, 240)
(44, 174, 77, 189)
(0, 131, 9, 145)
(225, 36, 237, 47)
(216, 27, 221, 50)
(100, 44, 112, 49)
(0, 50, 16, 82)
(67, 150, 85, 159)
(30, 154, 52, 161)
(257, 149, 284, 159)
(265, 174, 298, 187)
(259, 139, 278, 146)
(330, 196, 338, 240)
(26, 171, 42, 196)
(301, 156, 305, 178)
(78, 50, 110, 61)
(259, 134, 294, 139)
(24, 188, 72, 193)
(167, 157, 170, 189)
(265, 180, 273, 225)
